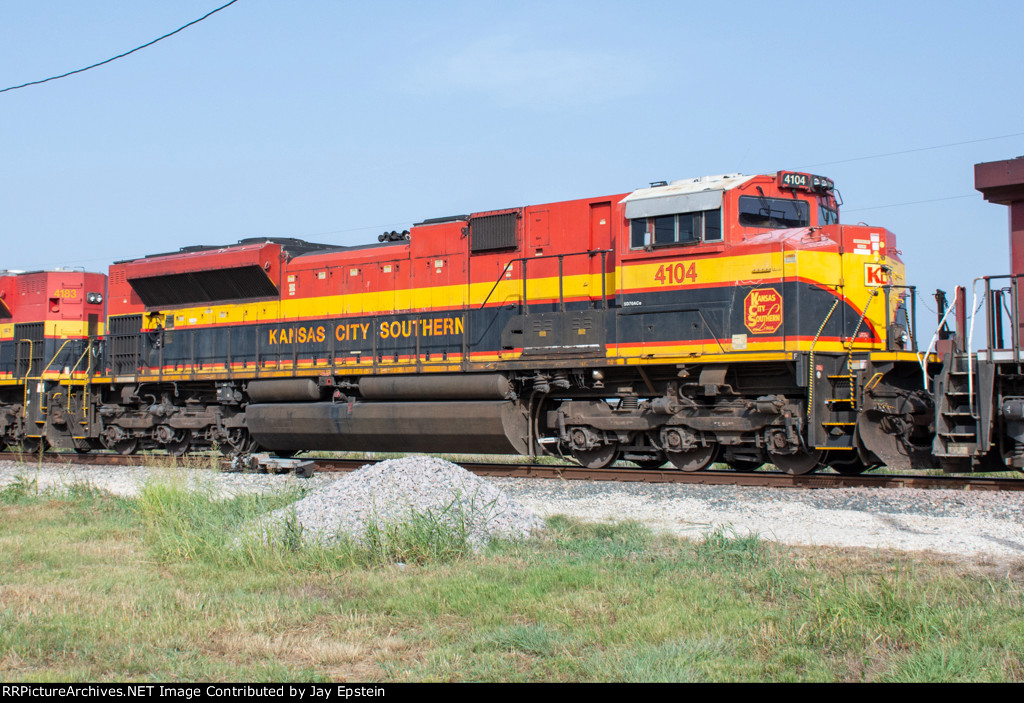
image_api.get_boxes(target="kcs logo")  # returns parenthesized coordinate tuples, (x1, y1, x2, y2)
(864, 263, 890, 286)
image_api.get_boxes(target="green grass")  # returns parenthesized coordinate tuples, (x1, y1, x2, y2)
(1, 477, 1022, 682)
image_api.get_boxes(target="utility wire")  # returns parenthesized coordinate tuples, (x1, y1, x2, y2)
(796, 131, 1024, 169)
(0, 0, 240, 94)
(844, 194, 978, 213)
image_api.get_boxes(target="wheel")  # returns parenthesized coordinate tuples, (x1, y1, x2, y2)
(165, 431, 191, 457)
(769, 448, 824, 475)
(17, 437, 45, 455)
(223, 428, 258, 457)
(572, 444, 619, 469)
(666, 444, 717, 472)
(113, 438, 139, 456)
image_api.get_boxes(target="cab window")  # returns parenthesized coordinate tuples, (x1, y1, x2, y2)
(630, 209, 722, 249)
(819, 200, 839, 225)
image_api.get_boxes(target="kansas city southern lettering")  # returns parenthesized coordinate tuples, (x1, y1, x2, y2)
(267, 317, 464, 346)
(379, 316, 464, 339)
(269, 325, 329, 345)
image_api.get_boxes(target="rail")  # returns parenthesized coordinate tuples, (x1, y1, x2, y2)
(4, 451, 1024, 492)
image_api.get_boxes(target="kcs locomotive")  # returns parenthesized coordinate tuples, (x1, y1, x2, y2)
(2, 163, 1021, 475)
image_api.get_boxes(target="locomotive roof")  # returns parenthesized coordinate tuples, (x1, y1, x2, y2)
(621, 173, 755, 219)
(119, 236, 405, 264)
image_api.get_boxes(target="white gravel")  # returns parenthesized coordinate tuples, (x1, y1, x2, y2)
(489, 477, 1024, 562)
(0, 459, 335, 500)
(2, 458, 1023, 561)
(255, 456, 545, 548)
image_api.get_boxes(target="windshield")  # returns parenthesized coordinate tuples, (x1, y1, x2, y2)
(738, 195, 810, 229)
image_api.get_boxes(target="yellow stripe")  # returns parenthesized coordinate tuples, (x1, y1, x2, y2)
(154, 272, 614, 328)
(1, 321, 103, 339)
(608, 338, 851, 356)
(870, 351, 937, 363)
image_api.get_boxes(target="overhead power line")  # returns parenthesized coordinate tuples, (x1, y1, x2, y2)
(797, 131, 1024, 169)
(0, 0, 240, 94)
(844, 194, 977, 213)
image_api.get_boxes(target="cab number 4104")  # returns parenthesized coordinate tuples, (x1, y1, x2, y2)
(654, 262, 697, 285)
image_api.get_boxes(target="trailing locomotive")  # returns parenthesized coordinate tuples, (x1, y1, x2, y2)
(2, 165, 1020, 474)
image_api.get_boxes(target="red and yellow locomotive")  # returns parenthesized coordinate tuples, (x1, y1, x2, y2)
(1, 170, 944, 473)
(0, 268, 105, 452)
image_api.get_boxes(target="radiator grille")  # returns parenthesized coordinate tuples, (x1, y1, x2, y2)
(14, 322, 44, 376)
(470, 212, 519, 253)
(128, 265, 278, 307)
(108, 314, 142, 375)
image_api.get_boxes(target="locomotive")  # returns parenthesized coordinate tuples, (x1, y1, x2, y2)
(1, 163, 1020, 474)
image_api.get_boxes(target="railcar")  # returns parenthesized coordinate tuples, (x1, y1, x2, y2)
(71, 169, 925, 474)
(10, 164, 1024, 475)
(0, 269, 105, 452)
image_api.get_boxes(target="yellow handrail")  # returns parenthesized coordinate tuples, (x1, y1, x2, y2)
(41, 339, 70, 378)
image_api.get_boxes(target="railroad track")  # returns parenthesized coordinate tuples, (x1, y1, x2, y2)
(3, 451, 1023, 492)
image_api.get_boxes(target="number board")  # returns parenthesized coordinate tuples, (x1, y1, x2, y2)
(777, 171, 834, 192)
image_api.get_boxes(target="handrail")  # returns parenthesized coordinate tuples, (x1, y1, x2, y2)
(41, 339, 71, 377)
(522, 249, 613, 315)
(477, 249, 614, 313)
(16, 338, 34, 380)
(881, 284, 918, 351)
(478, 259, 517, 310)
(976, 273, 1024, 354)
(66, 344, 94, 416)
(18, 338, 33, 420)
(965, 273, 1024, 419)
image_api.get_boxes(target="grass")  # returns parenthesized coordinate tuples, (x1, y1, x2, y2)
(1, 476, 1022, 682)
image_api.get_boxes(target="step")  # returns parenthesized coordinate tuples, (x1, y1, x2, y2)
(935, 443, 977, 457)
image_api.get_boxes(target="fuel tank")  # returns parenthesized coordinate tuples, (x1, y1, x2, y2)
(245, 400, 530, 454)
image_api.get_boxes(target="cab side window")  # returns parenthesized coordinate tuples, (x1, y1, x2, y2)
(629, 209, 722, 249)
(819, 201, 839, 225)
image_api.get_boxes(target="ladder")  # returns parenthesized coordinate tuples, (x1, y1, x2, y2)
(932, 354, 979, 459)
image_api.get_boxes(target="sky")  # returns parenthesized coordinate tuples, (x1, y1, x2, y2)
(1, 0, 1022, 341)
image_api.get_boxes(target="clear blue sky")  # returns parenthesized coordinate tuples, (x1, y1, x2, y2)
(1, 1, 1021, 340)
